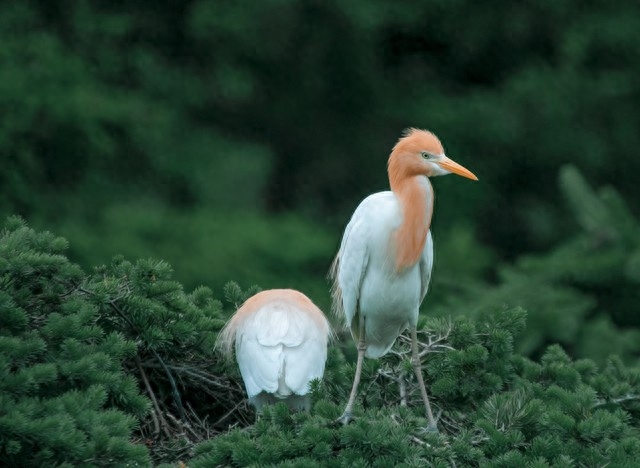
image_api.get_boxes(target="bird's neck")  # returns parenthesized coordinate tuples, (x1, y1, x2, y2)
(390, 175, 434, 271)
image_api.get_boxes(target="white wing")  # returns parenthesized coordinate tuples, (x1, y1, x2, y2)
(236, 333, 282, 397)
(332, 192, 400, 330)
(335, 224, 368, 330)
(419, 230, 434, 303)
(282, 330, 327, 394)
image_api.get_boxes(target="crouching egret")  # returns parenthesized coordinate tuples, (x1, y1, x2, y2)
(217, 289, 331, 411)
(330, 128, 478, 431)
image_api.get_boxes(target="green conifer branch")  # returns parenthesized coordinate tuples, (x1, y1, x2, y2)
(77, 285, 188, 422)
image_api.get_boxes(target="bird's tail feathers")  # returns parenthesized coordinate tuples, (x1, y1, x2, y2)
(328, 253, 344, 319)
(214, 315, 239, 361)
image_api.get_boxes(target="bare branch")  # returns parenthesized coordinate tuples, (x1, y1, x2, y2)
(593, 393, 640, 409)
(136, 355, 172, 438)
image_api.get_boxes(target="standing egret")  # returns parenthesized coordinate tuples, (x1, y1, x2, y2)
(217, 289, 331, 411)
(330, 128, 477, 431)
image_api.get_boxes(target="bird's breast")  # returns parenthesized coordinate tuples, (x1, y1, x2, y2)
(359, 194, 424, 322)
(359, 258, 422, 324)
(357, 261, 423, 358)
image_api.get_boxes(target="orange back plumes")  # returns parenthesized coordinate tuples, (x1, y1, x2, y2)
(216, 289, 331, 358)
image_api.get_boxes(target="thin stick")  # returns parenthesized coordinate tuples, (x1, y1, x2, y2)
(215, 399, 246, 427)
(136, 355, 172, 438)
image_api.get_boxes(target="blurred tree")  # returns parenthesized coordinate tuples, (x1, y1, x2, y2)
(52, 203, 335, 310)
(185, 0, 640, 258)
(431, 167, 640, 363)
(1, 0, 639, 370)
(2, 0, 639, 260)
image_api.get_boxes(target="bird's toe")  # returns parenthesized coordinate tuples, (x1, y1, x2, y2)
(423, 421, 439, 434)
(336, 412, 355, 426)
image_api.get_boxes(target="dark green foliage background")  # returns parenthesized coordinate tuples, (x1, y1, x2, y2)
(1, 0, 640, 465)
(1, 0, 639, 365)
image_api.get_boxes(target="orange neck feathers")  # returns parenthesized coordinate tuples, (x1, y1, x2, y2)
(388, 153, 434, 272)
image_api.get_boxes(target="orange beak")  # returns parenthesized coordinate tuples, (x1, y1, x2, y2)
(437, 156, 478, 181)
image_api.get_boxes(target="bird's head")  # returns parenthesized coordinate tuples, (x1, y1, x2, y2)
(388, 128, 478, 182)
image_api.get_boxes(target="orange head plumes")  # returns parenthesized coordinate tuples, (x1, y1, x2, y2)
(387, 128, 477, 271)
(388, 128, 477, 189)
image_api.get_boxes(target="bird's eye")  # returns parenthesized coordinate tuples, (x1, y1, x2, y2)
(421, 152, 431, 159)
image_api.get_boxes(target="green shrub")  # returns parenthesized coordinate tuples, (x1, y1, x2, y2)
(192, 309, 640, 467)
(3, 217, 640, 467)
(0, 217, 252, 466)
(0, 217, 151, 466)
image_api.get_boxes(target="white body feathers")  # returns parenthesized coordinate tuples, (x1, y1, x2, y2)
(333, 186, 434, 358)
(218, 289, 330, 411)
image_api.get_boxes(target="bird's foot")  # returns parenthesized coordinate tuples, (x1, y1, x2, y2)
(419, 410, 441, 435)
(336, 412, 355, 426)
(421, 421, 439, 434)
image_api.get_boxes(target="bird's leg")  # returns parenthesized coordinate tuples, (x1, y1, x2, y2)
(411, 326, 438, 433)
(337, 330, 367, 425)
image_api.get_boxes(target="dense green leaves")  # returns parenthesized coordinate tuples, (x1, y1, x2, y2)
(2, 219, 640, 466)
(0, 218, 247, 465)
(0, 218, 151, 466)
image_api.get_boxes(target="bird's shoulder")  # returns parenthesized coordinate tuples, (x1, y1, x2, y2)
(353, 191, 398, 214)
(335, 191, 399, 286)
(345, 191, 400, 231)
